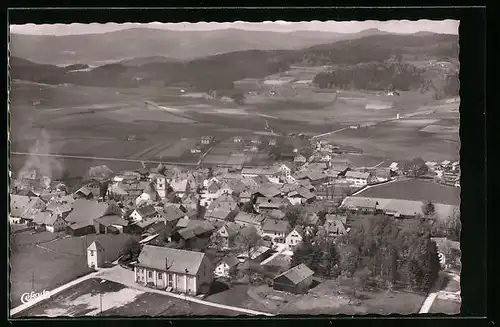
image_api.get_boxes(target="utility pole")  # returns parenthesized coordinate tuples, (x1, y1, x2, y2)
(32, 271, 35, 291)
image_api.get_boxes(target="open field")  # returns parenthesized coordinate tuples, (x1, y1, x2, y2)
(10, 232, 139, 309)
(353, 179, 461, 206)
(10, 80, 459, 174)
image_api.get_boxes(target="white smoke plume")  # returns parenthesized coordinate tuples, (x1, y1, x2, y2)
(18, 129, 63, 183)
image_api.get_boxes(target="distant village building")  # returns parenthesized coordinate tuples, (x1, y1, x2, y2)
(345, 171, 373, 187)
(201, 136, 214, 145)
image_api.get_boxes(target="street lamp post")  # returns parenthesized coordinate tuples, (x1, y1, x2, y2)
(92, 279, 106, 315)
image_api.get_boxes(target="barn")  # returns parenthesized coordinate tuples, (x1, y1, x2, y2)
(272, 263, 314, 294)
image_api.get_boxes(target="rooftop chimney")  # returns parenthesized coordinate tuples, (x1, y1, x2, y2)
(165, 257, 169, 270)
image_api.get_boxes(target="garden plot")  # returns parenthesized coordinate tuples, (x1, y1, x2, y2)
(155, 138, 197, 158)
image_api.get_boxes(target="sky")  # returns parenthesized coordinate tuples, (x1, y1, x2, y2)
(10, 20, 459, 35)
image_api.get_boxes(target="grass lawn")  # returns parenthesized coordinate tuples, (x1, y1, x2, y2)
(204, 284, 271, 314)
(10, 245, 93, 309)
(428, 299, 461, 315)
(10, 233, 139, 309)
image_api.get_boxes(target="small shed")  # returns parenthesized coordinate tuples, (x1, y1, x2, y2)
(87, 241, 106, 269)
(273, 263, 314, 294)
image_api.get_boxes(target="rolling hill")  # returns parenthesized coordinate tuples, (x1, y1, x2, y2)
(9, 27, 396, 66)
(9, 32, 459, 93)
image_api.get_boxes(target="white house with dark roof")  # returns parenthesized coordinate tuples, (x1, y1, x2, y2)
(285, 227, 304, 250)
(129, 205, 162, 222)
(262, 218, 290, 243)
(214, 255, 240, 277)
(134, 245, 214, 295)
(233, 212, 266, 235)
(32, 211, 67, 233)
(345, 171, 373, 187)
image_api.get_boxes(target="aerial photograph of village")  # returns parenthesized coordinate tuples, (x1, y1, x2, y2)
(8, 19, 461, 317)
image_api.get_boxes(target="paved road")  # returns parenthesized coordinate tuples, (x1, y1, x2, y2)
(11, 152, 198, 167)
(419, 272, 446, 314)
(260, 243, 289, 266)
(96, 265, 273, 316)
(11, 263, 273, 317)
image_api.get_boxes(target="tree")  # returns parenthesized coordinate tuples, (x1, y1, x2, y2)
(422, 201, 436, 218)
(284, 204, 307, 228)
(123, 238, 141, 259)
(209, 232, 228, 251)
(446, 209, 461, 241)
(241, 201, 255, 214)
(403, 157, 428, 178)
(353, 267, 372, 294)
(233, 227, 262, 282)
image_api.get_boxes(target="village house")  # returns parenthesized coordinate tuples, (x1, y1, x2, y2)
(294, 154, 307, 164)
(190, 148, 202, 154)
(323, 214, 348, 237)
(241, 167, 281, 182)
(250, 136, 262, 145)
(205, 207, 233, 223)
(232, 136, 243, 143)
(31, 211, 67, 233)
(272, 264, 314, 294)
(87, 241, 106, 269)
(74, 186, 95, 199)
(94, 215, 130, 234)
(214, 255, 240, 278)
(254, 197, 284, 214)
(65, 199, 121, 236)
(268, 138, 277, 146)
(372, 168, 392, 183)
(201, 136, 214, 145)
(252, 185, 283, 200)
(171, 220, 215, 251)
(129, 205, 162, 223)
(149, 173, 167, 199)
(345, 171, 373, 187)
(262, 218, 290, 243)
(287, 187, 316, 205)
(212, 222, 243, 249)
(160, 204, 187, 229)
(10, 195, 46, 225)
(233, 212, 266, 235)
(278, 163, 293, 176)
(134, 245, 214, 295)
(170, 178, 190, 198)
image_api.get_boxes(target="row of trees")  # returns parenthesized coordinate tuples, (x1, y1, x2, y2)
(291, 214, 441, 293)
(313, 62, 424, 91)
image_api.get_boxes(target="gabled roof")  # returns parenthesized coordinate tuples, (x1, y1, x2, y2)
(220, 255, 239, 268)
(137, 245, 206, 275)
(66, 199, 114, 225)
(345, 171, 371, 179)
(39, 191, 67, 202)
(325, 214, 347, 225)
(170, 179, 188, 193)
(161, 204, 186, 222)
(206, 208, 232, 221)
(274, 263, 314, 284)
(254, 185, 282, 198)
(234, 212, 265, 225)
(32, 211, 54, 225)
(94, 215, 129, 227)
(135, 205, 158, 218)
(222, 222, 243, 238)
(262, 218, 290, 233)
(75, 186, 92, 197)
(88, 240, 104, 251)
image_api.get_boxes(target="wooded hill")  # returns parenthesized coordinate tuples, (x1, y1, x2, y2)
(10, 33, 459, 94)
